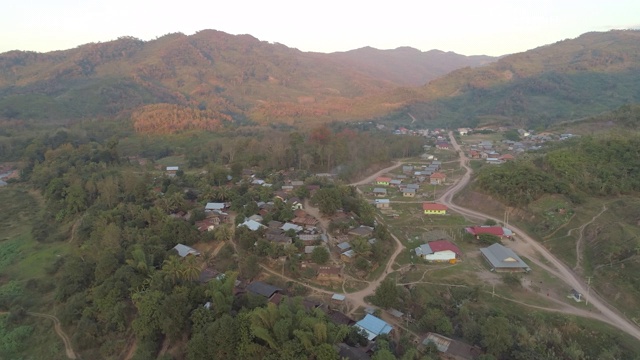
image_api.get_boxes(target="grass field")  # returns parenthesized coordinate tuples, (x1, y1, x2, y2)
(0, 187, 70, 359)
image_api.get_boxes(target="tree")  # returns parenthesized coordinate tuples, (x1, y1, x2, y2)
(182, 256, 202, 282)
(206, 272, 238, 317)
(374, 278, 400, 309)
(417, 309, 453, 336)
(481, 316, 513, 357)
(311, 246, 330, 265)
(241, 255, 261, 280)
(131, 290, 165, 339)
(161, 256, 184, 285)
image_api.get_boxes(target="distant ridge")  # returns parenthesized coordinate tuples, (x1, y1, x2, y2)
(1, 29, 640, 131)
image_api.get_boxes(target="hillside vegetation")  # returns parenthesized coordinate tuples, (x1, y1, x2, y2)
(2, 30, 640, 130)
(467, 106, 640, 334)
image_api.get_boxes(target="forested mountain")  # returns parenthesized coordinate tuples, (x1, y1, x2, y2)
(1, 29, 640, 131)
(391, 30, 640, 129)
(322, 47, 495, 86)
(0, 30, 493, 130)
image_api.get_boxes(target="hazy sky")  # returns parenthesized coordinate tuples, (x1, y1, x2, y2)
(2, 0, 639, 56)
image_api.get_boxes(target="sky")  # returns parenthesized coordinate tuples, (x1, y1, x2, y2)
(2, 0, 639, 56)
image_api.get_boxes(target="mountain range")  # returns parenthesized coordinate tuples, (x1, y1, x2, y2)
(0, 29, 639, 131)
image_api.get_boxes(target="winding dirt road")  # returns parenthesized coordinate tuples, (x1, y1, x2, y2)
(442, 132, 640, 341)
(28, 312, 77, 359)
(0, 311, 76, 359)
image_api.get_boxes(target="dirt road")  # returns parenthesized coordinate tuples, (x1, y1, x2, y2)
(28, 312, 77, 359)
(442, 131, 640, 341)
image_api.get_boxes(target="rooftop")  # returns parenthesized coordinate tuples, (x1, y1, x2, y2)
(480, 243, 530, 270)
(354, 314, 393, 340)
(246, 281, 282, 298)
(172, 244, 200, 257)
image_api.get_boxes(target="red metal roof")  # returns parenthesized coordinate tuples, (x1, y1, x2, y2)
(376, 177, 392, 182)
(427, 240, 462, 256)
(465, 226, 504, 236)
(422, 203, 448, 211)
(430, 172, 446, 179)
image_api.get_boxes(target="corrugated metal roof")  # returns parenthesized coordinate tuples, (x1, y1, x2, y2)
(354, 314, 393, 340)
(332, 293, 346, 301)
(415, 244, 433, 256)
(480, 243, 530, 270)
(172, 244, 200, 257)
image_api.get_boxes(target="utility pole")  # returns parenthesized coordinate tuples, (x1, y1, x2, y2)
(585, 277, 592, 306)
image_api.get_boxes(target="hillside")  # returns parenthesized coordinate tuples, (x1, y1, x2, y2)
(0, 30, 493, 130)
(323, 46, 495, 86)
(1, 29, 640, 131)
(391, 30, 640, 129)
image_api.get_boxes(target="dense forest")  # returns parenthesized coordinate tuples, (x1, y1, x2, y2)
(476, 134, 640, 206)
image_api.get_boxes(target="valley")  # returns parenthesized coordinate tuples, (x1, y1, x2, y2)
(1, 28, 640, 360)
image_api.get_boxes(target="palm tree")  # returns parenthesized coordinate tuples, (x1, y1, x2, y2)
(182, 256, 202, 282)
(216, 186, 231, 202)
(161, 256, 184, 285)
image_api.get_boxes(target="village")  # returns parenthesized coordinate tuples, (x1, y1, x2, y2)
(154, 127, 568, 360)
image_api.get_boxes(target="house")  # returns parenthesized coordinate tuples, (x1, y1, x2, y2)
(415, 240, 461, 262)
(402, 165, 414, 173)
(266, 230, 293, 244)
(486, 158, 503, 165)
(436, 141, 451, 150)
(291, 180, 304, 187)
(375, 177, 392, 186)
(322, 307, 356, 326)
(469, 150, 481, 159)
(172, 244, 200, 257)
(372, 188, 387, 197)
(499, 154, 515, 161)
(374, 199, 390, 209)
(354, 314, 394, 341)
(480, 243, 530, 272)
(268, 220, 284, 229)
(195, 218, 217, 232)
(331, 293, 347, 302)
(205, 202, 226, 212)
(402, 188, 416, 197)
(465, 226, 513, 239)
(281, 222, 303, 233)
(288, 197, 303, 210)
(341, 249, 356, 262)
(390, 179, 402, 186)
(349, 226, 374, 238)
(248, 214, 263, 223)
(246, 281, 283, 298)
(430, 172, 446, 185)
(458, 128, 471, 136)
(317, 266, 342, 281)
(421, 332, 481, 360)
(299, 233, 321, 243)
(281, 185, 294, 192)
(166, 166, 179, 176)
(337, 242, 351, 252)
(422, 203, 448, 215)
(238, 219, 265, 231)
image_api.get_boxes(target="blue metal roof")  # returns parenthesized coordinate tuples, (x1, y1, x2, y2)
(354, 314, 393, 340)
